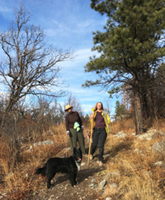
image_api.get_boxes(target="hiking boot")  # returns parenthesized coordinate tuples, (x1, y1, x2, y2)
(97, 161, 103, 166)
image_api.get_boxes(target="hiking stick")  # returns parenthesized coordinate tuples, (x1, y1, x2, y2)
(87, 116, 94, 165)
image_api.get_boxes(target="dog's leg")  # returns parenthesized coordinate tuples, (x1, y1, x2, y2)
(68, 172, 76, 187)
(47, 172, 56, 189)
(73, 171, 77, 185)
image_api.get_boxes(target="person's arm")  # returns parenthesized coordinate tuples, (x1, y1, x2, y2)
(76, 112, 82, 128)
(65, 115, 70, 134)
(90, 113, 94, 119)
(107, 114, 111, 125)
(106, 114, 112, 133)
(90, 108, 95, 119)
(90, 110, 96, 129)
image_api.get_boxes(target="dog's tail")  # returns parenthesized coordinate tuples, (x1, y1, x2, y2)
(35, 165, 46, 176)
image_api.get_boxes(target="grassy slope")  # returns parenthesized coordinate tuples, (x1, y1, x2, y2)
(103, 118, 165, 199)
(0, 119, 165, 199)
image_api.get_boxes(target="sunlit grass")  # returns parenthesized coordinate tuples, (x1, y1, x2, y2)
(103, 119, 165, 200)
(0, 123, 69, 199)
(0, 118, 165, 199)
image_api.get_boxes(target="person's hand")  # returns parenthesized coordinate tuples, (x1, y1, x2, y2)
(90, 113, 94, 119)
(66, 130, 70, 135)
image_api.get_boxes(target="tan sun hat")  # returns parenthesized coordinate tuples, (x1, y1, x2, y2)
(64, 105, 73, 111)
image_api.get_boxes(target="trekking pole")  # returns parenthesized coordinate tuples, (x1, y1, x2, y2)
(87, 110, 94, 165)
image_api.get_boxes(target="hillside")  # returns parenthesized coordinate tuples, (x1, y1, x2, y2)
(0, 118, 165, 200)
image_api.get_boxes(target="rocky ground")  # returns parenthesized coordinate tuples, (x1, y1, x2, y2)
(2, 128, 165, 200)
(0, 131, 112, 200)
(27, 152, 110, 200)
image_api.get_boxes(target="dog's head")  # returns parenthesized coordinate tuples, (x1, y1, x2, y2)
(73, 147, 82, 170)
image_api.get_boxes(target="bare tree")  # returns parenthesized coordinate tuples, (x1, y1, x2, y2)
(0, 5, 72, 113)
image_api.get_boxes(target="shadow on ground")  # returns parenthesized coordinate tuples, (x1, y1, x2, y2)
(103, 140, 133, 163)
(50, 165, 105, 188)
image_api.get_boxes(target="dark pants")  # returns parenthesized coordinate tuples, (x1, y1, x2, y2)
(69, 128, 86, 155)
(90, 128, 107, 162)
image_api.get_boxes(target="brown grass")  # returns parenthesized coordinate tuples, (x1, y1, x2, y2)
(0, 122, 70, 199)
(1, 119, 165, 199)
(103, 118, 165, 200)
(111, 118, 135, 134)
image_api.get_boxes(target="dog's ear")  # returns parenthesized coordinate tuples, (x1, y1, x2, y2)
(78, 147, 82, 158)
(78, 147, 82, 153)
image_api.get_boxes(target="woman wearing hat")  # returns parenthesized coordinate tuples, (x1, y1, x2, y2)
(65, 105, 86, 156)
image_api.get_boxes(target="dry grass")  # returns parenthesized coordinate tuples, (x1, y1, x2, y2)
(0, 122, 90, 199)
(103, 118, 165, 200)
(1, 118, 165, 199)
(111, 118, 135, 134)
(0, 123, 70, 199)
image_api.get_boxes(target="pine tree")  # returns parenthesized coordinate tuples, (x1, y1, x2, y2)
(115, 100, 126, 120)
(115, 101, 120, 119)
(84, 0, 165, 134)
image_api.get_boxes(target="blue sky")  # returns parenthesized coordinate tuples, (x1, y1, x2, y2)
(0, 0, 121, 118)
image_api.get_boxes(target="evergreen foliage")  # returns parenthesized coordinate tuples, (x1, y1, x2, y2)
(84, 0, 165, 134)
(115, 100, 126, 120)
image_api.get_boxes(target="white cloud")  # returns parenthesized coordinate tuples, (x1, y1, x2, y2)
(74, 48, 97, 60)
(45, 21, 72, 37)
(0, 6, 12, 13)
(58, 48, 99, 70)
(77, 19, 94, 28)
(81, 103, 94, 113)
(45, 17, 106, 37)
(77, 18, 107, 29)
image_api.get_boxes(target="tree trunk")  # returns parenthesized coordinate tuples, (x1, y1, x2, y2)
(146, 89, 155, 120)
(5, 93, 19, 113)
(133, 86, 144, 135)
(141, 90, 149, 119)
(5, 100, 14, 113)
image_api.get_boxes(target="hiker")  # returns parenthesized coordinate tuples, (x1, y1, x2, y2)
(65, 105, 87, 156)
(89, 102, 111, 166)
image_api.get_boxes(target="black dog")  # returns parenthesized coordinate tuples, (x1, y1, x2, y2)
(35, 147, 82, 189)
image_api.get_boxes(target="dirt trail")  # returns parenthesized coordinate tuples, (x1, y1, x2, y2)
(1, 132, 111, 200)
(33, 154, 107, 200)
(31, 132, 110, 200)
